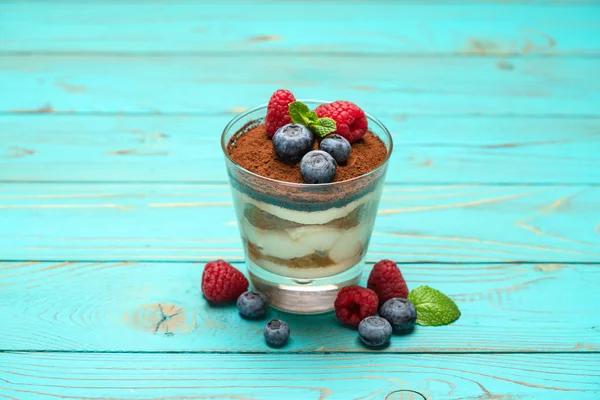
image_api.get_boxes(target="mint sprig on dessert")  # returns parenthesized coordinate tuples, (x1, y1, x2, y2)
(288, 101, 337, 137)
(408, 285, 461, 326)
(264, 90, 370, 183)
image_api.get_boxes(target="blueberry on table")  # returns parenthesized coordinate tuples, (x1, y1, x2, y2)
(379, 298, 416, 333)
(300, 150, 337, 184)
(264, 319, 290, 347)
(358, 316, 392, 348)
(237, 291, 268, 319)
(272, 123, 314, 162)
(319, 134, 351, 163)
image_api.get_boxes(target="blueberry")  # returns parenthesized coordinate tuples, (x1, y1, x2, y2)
(358, 316, 392, 348)
(319, 134, 351, 163)
(379, 298, 416, 333)
(300, 150, 336, 184)
(264, 319, 290, 347)
(272, 123, 314, 162)
(237, 291, 268, 319)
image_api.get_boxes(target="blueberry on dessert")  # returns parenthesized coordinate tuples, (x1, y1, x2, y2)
(319, 134, 351, 163)
(272, 123, 314, 163)
(300, 150, 337, 184)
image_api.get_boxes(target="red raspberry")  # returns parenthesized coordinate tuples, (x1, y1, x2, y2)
(334, 286, 379, 327)
(314, 101, 368, 143)
(367, 260, 409, 307)
(265, 89, 296, 137)
(201, 259, 249, 303)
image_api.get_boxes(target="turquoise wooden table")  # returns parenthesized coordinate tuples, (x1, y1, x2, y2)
(1, 1, 600, 399)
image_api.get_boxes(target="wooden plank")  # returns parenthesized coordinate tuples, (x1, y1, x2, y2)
(1, 115, 599, 183)
(0, 352, 598, 399)
(1, 2, 599, 55)
(1, 56, 599, 116)
(0, 184, 599, 263)
(0, 260, 598, 352)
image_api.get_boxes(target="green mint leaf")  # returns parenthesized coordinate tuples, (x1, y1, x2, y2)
(317, 117, 336, 131)
(288, 101, 313, 126)
(306, 111, 319, 124)
(289, 101, 337, 137)
(308, 117, 337, 137)
(407, 286, 461, 326)
(310, 124, 334, 137)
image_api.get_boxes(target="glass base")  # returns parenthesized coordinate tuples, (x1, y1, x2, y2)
(248, 260, 363, 314)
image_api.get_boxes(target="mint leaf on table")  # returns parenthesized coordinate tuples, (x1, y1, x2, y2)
(407, 286, 461, 326)
(288, 102, 337, 137)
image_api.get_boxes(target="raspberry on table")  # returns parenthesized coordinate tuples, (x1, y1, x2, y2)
(265, 89, 296, 137)
(314, 101, 368, 143)
(201, 259, 248, 303)
(334, 285, 379, 327)
(367, 259, 409, 307)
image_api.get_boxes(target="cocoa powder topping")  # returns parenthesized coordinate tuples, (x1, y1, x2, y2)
(227, 123, 388, 184)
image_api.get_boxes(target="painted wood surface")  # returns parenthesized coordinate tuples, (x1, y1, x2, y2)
(1, 115, 599, 183)
(1, 260, 598, 353)
(2, 55, 599, 116)
(2, 0, 600, 398)
(2, 2, 600, 55)
(1, 184, 599, 262)
(0, 352, 598, 400)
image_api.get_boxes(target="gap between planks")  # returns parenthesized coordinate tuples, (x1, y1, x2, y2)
(0, 181, 599, 186)
(2, 111, 600, 118)
(2, 260, 600, 265)
(2, 51, 600, 58)
(1, 350, 599, 355)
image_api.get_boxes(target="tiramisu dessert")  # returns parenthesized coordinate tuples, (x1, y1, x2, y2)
(221, 90, 392, 313)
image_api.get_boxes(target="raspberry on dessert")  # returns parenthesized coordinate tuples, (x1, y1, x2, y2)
(334, 285, 378, 327)
(367, 260, 409, 307)
(314, 101, 368, 143)
(201, 259, 249, 303)
(265, 89, 296, 137)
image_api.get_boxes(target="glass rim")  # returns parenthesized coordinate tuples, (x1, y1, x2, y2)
(221, 99, 393, 188)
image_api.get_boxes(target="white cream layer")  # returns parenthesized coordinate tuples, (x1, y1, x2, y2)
(234, 188, 375, 225)
(242, 221, 366, 261)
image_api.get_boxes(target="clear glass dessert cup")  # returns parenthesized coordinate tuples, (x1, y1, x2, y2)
(221, 100, 392, 314)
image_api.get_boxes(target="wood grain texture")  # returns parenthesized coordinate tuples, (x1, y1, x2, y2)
(1, 0, 599, 397)
(1, 56, 599, 115)
(0, 352, 598, 399)
(1, 115, 599, 183)
(0, 184, 598, 262)
(1, 260, 598, 352)
(1, 2, 599, 55)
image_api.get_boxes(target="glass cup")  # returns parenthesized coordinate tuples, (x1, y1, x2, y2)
(221, 100, 392, 314)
